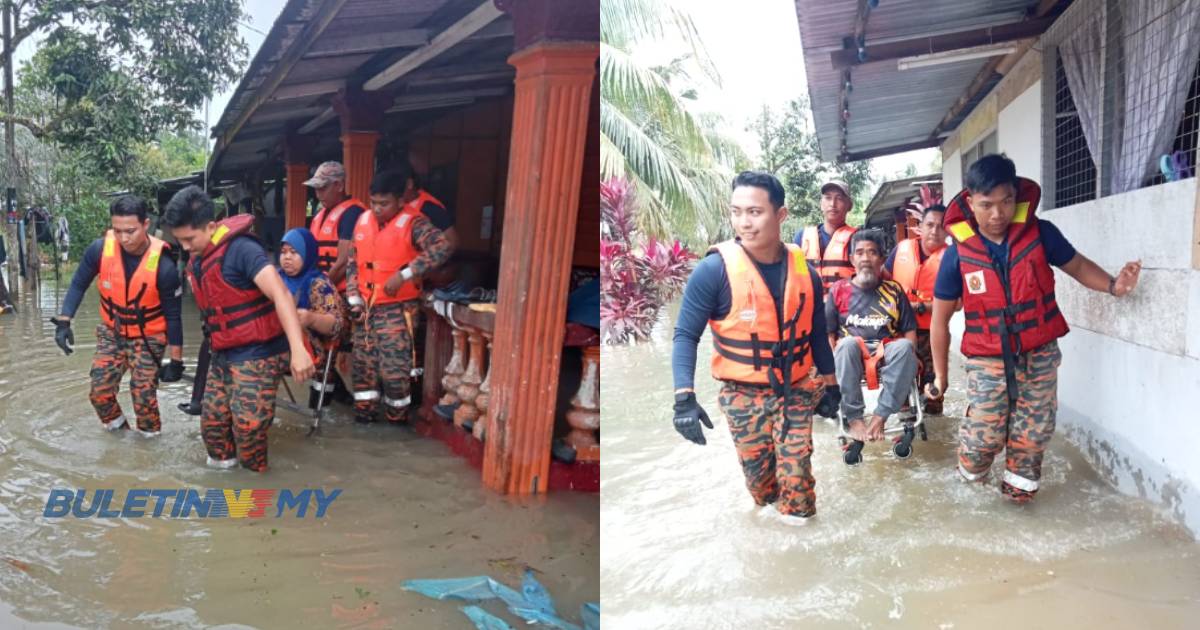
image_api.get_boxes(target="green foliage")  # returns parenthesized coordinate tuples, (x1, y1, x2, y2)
(600, 0, 746, 248)
(749, 98, 876, 242)
(3, 0, 246, 184)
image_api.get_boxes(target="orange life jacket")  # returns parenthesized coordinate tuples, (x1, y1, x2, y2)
(800, 224, 857, 290)
(98, 231, 167, 338)
(891, 237, 946, 329)
(310, 198, 364, 293)
(353, 208, 420, 305)
(405, 190, 447, 224)
(708, 241, 814, 387)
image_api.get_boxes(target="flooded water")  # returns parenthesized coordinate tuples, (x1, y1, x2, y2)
(0, 275, 598, 629)
(601, 305, 1200, 629)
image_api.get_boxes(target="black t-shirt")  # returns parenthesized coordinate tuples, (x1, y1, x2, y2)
(416, 198, 453, 231)
(335, 203, 365, 240)
(826, 279, 917, 343)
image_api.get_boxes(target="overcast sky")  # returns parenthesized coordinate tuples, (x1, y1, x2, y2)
(204, 0, 288, 141)
(640, 0, 937, 180)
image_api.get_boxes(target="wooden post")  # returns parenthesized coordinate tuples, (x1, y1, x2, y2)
(481, 41, 597, 495)
(284, 163, 310, 230)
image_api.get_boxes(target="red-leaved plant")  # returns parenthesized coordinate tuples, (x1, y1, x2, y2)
(901, 184, 943, 237)
(600, 177, 697, 344)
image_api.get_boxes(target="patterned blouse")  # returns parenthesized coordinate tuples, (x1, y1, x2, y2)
(305, 274, 349, 355)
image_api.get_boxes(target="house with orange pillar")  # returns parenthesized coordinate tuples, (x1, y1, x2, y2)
(203, 0, 599, 494)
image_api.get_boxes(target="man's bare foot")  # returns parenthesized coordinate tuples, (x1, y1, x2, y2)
(847, 419, 868, 442)
(866, 415, 885, 441)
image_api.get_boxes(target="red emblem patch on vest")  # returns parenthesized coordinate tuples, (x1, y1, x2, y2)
(966, 270, 986, 294)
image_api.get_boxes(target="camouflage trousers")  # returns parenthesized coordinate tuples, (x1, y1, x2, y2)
(718, 379, 822, 517)
(958, 340, 1062, 502)
(89, 325, 165, 434)
(352, 301, 415, 424)
(915, 330, 934, 387)
(201, 351, 287, 472)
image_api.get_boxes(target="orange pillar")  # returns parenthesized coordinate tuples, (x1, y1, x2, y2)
(482, 42, 598, 495)
(342, 131, 380, 203)
(283, 133, 316, 230)
(333, 88, 390, 203)
(284, 163, 309, 230)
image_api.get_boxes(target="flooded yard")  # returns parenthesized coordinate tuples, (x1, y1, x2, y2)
(601, 307, 1200, 629)
(0, 279, 598, 629)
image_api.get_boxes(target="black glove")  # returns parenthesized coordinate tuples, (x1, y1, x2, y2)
(158, 359, 185, 382)
(51, 317, 74, 355)
(672, 392, 713, 445)
(815, 385, 841, 419)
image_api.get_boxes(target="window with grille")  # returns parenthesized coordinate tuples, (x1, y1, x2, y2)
(961, 131, 998, 176)
(1053, 53, 1098, 207)
(1145, 48, 1200, 187)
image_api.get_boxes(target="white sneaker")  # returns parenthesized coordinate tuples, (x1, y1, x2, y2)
(135, 429, 161, 438)
(101, 417, 128, 432)
(206, 456, 238, 469)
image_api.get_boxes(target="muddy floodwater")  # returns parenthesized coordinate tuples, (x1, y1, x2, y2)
(0, 277, 598, 629)
(601, 307, 1200, 629)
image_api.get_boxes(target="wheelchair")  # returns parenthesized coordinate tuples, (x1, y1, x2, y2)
(830, 338, 933, 465)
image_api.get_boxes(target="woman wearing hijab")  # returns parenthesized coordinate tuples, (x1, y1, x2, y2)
(278, 228, 348, 408)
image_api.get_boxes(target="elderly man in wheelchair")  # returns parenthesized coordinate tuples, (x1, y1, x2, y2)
(813, 229, 923, 464)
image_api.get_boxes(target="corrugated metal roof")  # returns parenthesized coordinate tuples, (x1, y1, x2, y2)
(863, 173, 943, 225)
(207, 0, 514, 184)
(795, 0, 1040, 161)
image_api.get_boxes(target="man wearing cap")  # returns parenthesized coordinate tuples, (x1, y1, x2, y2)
(305, 161, 366, 294)
(796, 179, 858, 293)
(304, 161, 366, 405)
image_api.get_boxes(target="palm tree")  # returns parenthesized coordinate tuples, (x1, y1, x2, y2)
(600, 0, 744, 246)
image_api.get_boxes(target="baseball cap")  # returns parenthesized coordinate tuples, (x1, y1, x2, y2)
(820, 179, 851, 198)
(303, 161, 346, 188)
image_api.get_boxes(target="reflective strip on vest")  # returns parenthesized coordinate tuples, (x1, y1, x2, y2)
(353, 209, 421, 304)
(707, 241, 815, 386)
(98, 232, 167, 338)
(801, 225, 857, 288)
(354, 390, 380, 401)
(311, 198, 363, 292)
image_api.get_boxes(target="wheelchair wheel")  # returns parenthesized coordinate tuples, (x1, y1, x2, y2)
(843, 440, 864, 465)
(892, 426, 915, 459)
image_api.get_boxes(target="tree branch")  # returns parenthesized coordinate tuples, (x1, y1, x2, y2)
(0, 112, 48, 138)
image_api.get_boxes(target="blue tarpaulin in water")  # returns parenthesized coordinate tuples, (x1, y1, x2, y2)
(461, 606, 513, 630)
(581, 602, 600, 630)
(402, 569, 598, 630)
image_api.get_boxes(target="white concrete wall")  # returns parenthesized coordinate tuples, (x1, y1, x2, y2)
(1041, 178, 1200, 532)
(943, 149, 963, 195)
(997, 81, 1042, 180)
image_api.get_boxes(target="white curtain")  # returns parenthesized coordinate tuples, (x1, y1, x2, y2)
(1059, 0, 1106, 172)
(1112, 0, 1200, 192)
